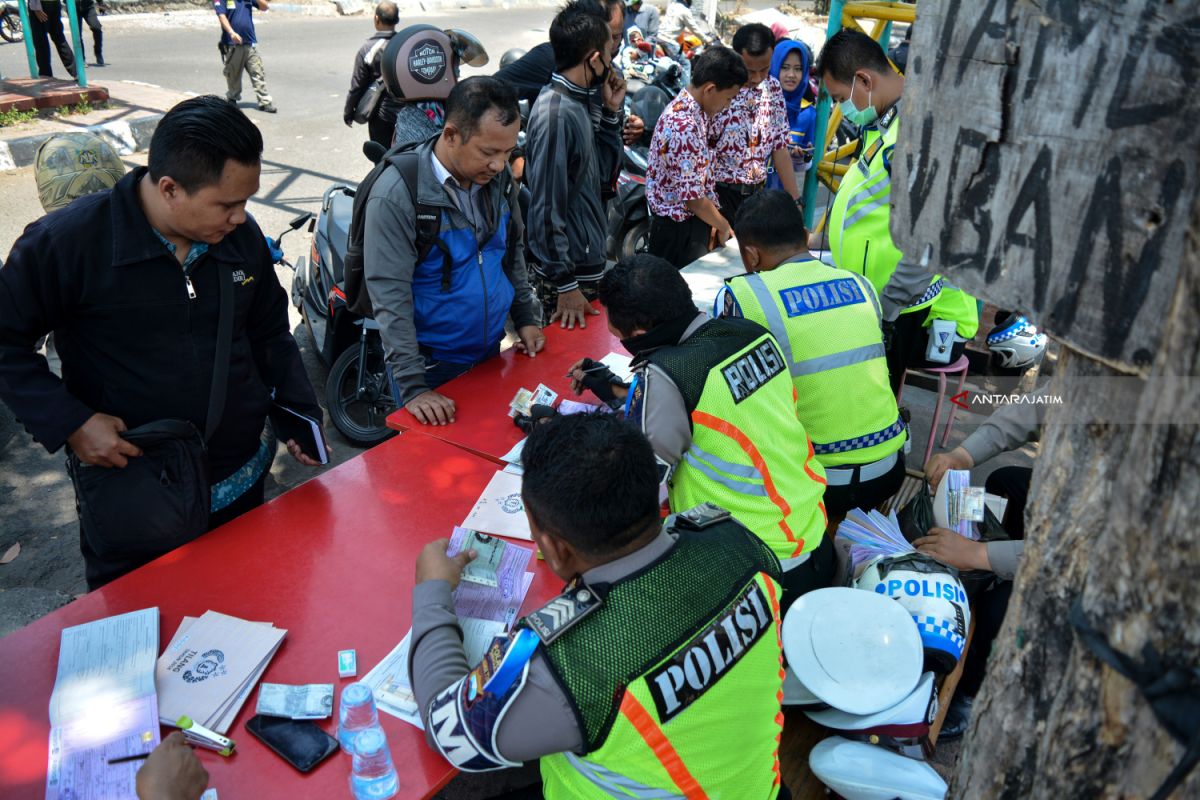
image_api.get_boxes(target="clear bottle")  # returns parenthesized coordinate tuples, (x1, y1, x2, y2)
(349, 727, 399, 800)
(337, 682, 381, 753)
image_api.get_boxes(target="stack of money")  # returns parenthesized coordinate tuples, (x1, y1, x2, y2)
(509, 384, 558, 417)
(255, 683, 334, 720)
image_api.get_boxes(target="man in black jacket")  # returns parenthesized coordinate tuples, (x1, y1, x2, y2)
(343, 1, 403, 147)
(0, 95, 324, 588)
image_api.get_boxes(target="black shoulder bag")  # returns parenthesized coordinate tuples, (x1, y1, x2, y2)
(67, 264, 234, 562)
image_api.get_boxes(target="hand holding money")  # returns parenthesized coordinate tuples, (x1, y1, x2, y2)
(459, 532, 507, 588)
(255, 683, 334, 720)
(416, 538, 477, 590)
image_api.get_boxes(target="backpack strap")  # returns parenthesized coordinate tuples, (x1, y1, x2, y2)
(389, 151, 455, 292)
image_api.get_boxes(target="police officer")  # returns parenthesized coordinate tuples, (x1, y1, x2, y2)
(569, 255, 833, 604)
(411, 413, 791, 799)
(814, 30, 976, 392)
(718, 190, 906, 518)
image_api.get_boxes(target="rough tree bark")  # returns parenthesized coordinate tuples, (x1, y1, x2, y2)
(889, 1, 1200, 797)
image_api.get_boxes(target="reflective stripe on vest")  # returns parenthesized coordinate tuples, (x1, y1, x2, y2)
(564, 752, 687, 800)
(683, 445, 768, 497)
(812, 415, 906, 455)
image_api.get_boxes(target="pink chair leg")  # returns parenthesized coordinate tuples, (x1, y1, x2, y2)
(925, 370, 946, 468)
(941, 364, 969, 447)
(896, 368, 908, 405)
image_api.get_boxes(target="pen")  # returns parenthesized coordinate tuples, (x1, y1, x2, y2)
(566, 364, 609, 377)
(108, 753, 151, 765)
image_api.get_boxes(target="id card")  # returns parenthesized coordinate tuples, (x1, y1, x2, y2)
(460, 532, 506, 588)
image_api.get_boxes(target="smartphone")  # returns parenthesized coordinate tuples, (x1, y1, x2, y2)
(245, 714, 340, 772)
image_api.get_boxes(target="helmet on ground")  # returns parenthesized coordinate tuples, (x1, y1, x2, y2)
(34, 132, 126, 213)
(382, 24, 459, 102)
(987, 311, 1046, 369)
(499, 48, 527, 70)
(809, 736, 947, 800)
(855, 554, 971, 675)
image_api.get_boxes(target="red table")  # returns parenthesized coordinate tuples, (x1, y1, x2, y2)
(0, 434, 560, 800)
(387, 311, 625, 463)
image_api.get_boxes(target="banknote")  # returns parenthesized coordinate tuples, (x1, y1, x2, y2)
(460, 531, 507, 588)
(509, 388, 534, 417)
(255, 683, 334, 720)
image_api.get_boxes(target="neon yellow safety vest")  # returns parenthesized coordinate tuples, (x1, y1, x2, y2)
(726, 260, 907, 468)
(638, 318, 828, 564)
(926, 286, 980, 340)
(538, 519, 785, 800)
(828, 105, 942, 315)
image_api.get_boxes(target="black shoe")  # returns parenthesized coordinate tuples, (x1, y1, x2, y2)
(95, 57, 105, 66)
(938, 694, 974, 741)
(226, 97, 238, 106)
(258, 103, 277, 113)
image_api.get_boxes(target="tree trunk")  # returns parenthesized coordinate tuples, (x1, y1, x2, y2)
(889, 0, 1200, 796)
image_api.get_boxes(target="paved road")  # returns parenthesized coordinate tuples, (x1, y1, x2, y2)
(0, 7, 558, 631)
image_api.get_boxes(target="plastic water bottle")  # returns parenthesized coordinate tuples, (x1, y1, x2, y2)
(337, 682, 381, 752)
(349, 727, 399, 800)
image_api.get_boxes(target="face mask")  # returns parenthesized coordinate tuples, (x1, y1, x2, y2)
(839, 76, 878, 126)
(589, 52, 611, 89)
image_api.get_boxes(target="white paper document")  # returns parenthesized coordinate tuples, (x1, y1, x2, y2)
(598, 352, 634, 382)
(156, 611, 286, 734)
(461, 470, 533, 540)
(361, 632, 423, 730)
(46, 607, 161, 800)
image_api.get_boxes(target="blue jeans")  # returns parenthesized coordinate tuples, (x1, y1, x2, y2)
(388, 343, 501, 406)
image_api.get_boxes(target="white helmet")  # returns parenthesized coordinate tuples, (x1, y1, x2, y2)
(809, 737, 947, 800)
(855, 554, 971, 674)
(987, 312, 1046, 369)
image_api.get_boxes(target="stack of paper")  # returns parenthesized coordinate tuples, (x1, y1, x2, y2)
(362, 527, 536, 729)
(461, 470, 533, 540)
(46, 608, 161, 800)
(835, 508, 915, 572)
(934, 469, 983, 540)
(156, 611, 287, 734)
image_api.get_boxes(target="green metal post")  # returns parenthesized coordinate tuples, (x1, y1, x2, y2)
(64, 0, 87, 87)
(17, 0, 39, 78)
(801, 0, 846, 230)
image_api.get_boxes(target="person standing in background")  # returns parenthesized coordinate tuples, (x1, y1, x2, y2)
(344, 1, 403, 148)
(765, 39, 816, 197)
(26, 0, 77, 79)
(75, 0, 104, 67)
(215, 0, 276, 114)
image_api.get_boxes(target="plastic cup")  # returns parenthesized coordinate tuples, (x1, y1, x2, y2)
(337, 682, 380, 752)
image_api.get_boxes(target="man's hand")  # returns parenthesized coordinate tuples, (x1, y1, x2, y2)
(708, 218, 733, 250)
(924, 447, 975, 491)
(136, 732, 209, 800)
(913, 528, 991, 572)
(35, 9, 47, 21)
(67, 413, 142, 468)
(603, 70, 627, 113)
(405, 390, 456, 426)
(230, 31, 243, 45)
(514, 325, 546, 358)
(623, 114, 646, 145)
(567, 357, 629, 406)
(285, 438, 331, 467)
(415, 538, 476, 589)
(551, 288, 600, 330)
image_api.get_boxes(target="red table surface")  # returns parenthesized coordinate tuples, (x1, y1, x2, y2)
(387, 307, 625, 463)
(0, 434, 560, 800)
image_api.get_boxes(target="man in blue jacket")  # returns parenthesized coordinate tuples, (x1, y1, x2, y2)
(0, 96, 323, 588)
(364, 77, 545, 426)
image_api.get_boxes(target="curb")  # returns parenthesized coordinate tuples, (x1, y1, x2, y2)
(0, 112, 162, 171)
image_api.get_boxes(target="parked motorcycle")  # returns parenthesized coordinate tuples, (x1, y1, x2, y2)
(1, 2, 23, 43)
(289, 142, 396, 448)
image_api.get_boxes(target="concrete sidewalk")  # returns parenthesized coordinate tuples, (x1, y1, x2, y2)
(0, 79, 192, 170)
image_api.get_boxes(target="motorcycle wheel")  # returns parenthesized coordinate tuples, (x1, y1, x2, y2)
(0, 13, 22, 42)
(325, 341, 397, 448)
(619, 220, 652, 261)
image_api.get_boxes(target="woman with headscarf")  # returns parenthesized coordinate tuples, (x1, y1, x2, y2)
(764, 38, 817, 201)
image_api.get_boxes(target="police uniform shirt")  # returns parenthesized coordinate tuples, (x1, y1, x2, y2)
(409, 528, 678, 765)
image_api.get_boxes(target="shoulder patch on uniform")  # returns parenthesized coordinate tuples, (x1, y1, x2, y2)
(624, 372, 646, 429)
(525, 583, 604, 644)
(646, 582, 774, 723)
(720, 339, 786, 403)
(428, 630, 536, 772)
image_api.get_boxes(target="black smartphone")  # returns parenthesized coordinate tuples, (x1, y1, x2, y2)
(245, 714, 340, 772)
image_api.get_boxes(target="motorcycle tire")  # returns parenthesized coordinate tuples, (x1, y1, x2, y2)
(0, 12, 22, 42)
(619, 220, 652, 261)
(325, 342, 397, 448)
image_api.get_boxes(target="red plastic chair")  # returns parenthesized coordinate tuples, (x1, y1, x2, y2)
(896, 355, 971, 468)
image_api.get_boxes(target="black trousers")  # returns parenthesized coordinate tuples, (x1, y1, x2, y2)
(29, 1, 76, 78)
(779, 530, 836, 615)
(957, 465, 1032, 697)
(367, 114, 394, 149)
(75, 0, 102, 62)
(648, 213, 711, 268)
(887, 306, 967, 395)
(715, 181, 763, 228)
(822, 451, 906, 519)
(80, 474, 266, 590)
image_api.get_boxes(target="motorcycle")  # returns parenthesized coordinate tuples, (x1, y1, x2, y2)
(1, 2, 23, 43)
(290, 141, 396, 448)
(606, 65, 679, 261)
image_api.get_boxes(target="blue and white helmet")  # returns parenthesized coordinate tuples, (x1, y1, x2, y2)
(854, 554, 971, 674)
(987, 312, 1046, 369)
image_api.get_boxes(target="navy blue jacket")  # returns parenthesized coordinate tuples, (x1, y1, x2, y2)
(0, 167, 320, 481)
